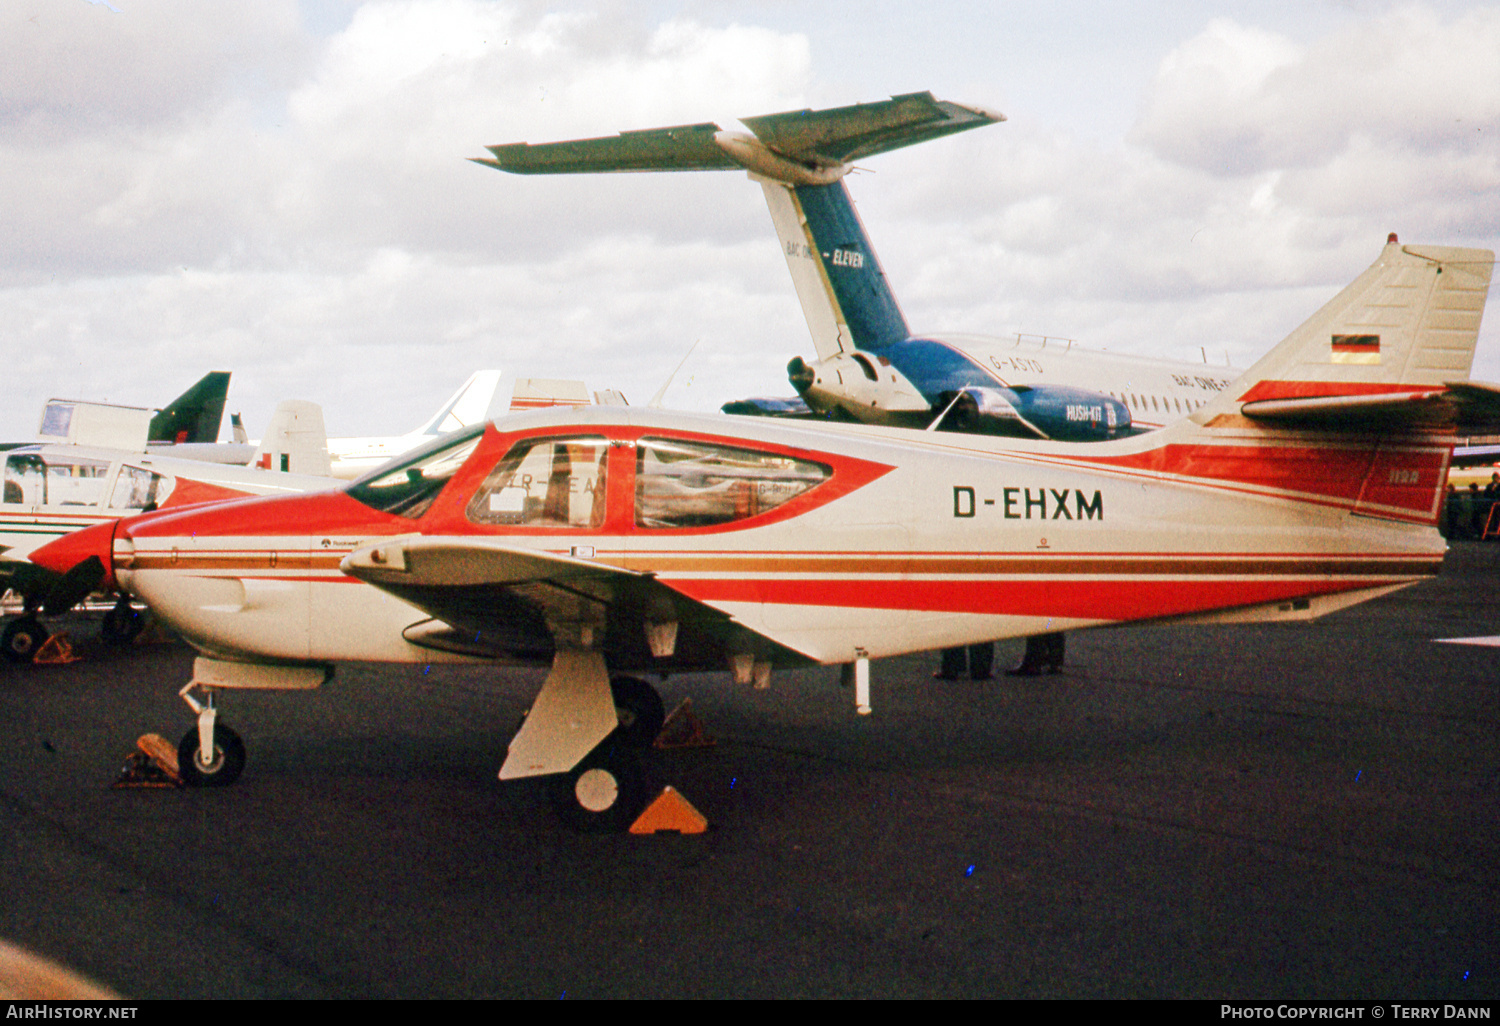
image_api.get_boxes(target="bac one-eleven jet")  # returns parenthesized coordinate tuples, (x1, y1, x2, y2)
(32, 237, 1497, 831)
(475, 92, 1242, 440)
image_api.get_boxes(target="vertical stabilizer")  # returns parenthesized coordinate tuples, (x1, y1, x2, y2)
(149, 372, 231, 444)
(760, 180, 910, 357)
(252, 401, 331, 477)
(1139, 240, 1496, 529)
(1223, 240, 1495, 408)
(412, 370, 506, 437)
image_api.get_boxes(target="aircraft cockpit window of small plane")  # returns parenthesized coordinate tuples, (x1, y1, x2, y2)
(346, 423, 486, 519)
(466, 436, 610, 528)
(634, 437, 830, 529)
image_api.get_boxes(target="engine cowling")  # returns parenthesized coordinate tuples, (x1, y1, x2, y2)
(937, 385, 1131, 441)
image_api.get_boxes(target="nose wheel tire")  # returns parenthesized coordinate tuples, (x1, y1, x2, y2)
(178, 723, 246, 787)
(549, 741, 647, 833)
(609, 676, 665, 750)
(2, 616, 50, 664)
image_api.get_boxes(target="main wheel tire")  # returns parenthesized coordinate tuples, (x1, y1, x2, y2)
(177, 722, 246, 787)
(101, 601, 144, 646)
(2, 616, 50, 664)
(609, 675, 665, 750)
(549, 742, 647, 833)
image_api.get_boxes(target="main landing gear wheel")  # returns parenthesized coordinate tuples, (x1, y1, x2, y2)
(550, 740, 647, 833)
(177, 722, 246, 787)
(1, 615, 50, 664)
(609, 675, 665, 750)
(100, 600, 144, 646)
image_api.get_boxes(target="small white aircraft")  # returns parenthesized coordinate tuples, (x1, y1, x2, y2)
(1, 429, 339, 660)
(162, 369, 510, 479)
(476, 92, 1243, 439)
(31, 237, 1497, 830)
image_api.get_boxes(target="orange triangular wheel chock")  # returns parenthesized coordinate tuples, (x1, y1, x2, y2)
(112, 733, 182, 788)
(629, 786, 709, 835)
(33, 633, 79, 664)
(653, 698, 716, 749)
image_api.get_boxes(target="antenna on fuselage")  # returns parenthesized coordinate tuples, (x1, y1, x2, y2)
(648, 339, 700, 409)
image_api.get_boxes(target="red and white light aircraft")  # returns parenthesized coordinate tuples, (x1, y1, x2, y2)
(32, 239, 1497, 829)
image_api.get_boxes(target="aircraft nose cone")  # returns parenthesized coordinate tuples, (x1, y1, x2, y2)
(31, 520, 118, 591)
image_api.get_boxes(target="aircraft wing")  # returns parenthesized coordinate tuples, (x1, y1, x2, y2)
(340, 536, 808, 664)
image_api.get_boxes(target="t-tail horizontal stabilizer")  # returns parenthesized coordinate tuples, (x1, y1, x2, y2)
(475, 92, 1003, 362)
(474, 92, 1001, 185)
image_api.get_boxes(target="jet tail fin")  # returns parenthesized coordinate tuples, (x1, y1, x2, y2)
(475, 93, 1002, 361)
(148, 372, 230, 444)
(1153, 239, 1495, 526)
(411, 370, 506, 436)
(251, 400, 331, 477)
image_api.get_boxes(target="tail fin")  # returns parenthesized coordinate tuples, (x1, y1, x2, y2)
(475, 92, 1000, 362)
(411, 370, 506, 436)
(760, 180, 909, 357)
(148, 371, 230, 444)
(252, 400, 331, 477)
(1146, 239, 1495, 526)
(1216, 239, 1494, 414)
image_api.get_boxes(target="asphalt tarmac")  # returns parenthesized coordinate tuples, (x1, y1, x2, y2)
(2, 544, 1497, 999)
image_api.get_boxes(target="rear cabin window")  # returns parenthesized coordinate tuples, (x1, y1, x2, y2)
(466, 437, 609, 528)
(3, 453, 112, 507)
(635, 438, 830, 529)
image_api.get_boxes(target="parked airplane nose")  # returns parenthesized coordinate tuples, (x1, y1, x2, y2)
(31, 520, 119, 591)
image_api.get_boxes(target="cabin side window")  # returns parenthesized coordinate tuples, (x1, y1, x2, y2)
(111, 465, 174, 511)
(466, 437, 609, 528)
(635, 438, 830, 529)
(3, 453, 112, 507)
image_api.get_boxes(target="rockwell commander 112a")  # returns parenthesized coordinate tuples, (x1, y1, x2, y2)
(29, 236, 1497, 830)
(474, 92, 1241, 439)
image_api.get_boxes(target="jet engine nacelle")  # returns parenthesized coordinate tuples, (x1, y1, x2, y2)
(939, 385, 1131, 441)
(787, 353, 929, 424)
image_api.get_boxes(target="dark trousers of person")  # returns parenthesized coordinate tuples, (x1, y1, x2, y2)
(937, 643, 994, 680)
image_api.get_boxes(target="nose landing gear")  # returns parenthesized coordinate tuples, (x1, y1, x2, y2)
(176, 683, 246, 787)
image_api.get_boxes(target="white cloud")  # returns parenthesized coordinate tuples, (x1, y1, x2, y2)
(0, 1, 1496, 440)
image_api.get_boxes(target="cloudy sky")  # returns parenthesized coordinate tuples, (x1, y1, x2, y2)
(3, 0, 1497, 441)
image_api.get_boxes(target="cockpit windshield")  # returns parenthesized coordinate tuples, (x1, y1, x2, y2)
(345, 423, 486, 518)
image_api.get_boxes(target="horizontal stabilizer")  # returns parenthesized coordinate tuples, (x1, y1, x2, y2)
(477, 122, 735, 175)
(475, 92, 1002, 185)
(1242, 379, 1500, 432)
(739, 92, 1002, 168)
